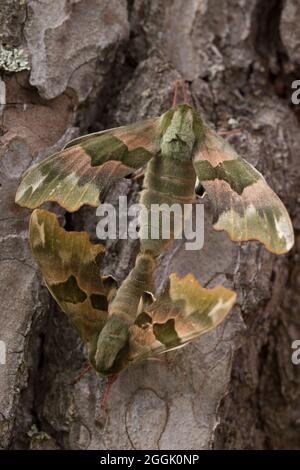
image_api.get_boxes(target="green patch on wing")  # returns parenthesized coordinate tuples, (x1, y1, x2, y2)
(29, 209, 117, 346)
(135, 312, 152, 328)
(152, 319, 179, 347)
(50, 275, 87, 304)
(90, 293, 109, 311)
(194, 158, 260, 194)
(81, 136, 153, 169)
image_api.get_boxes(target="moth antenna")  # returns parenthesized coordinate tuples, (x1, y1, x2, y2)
(73, 363, 92, 384)
(147, 356, 169, 365)
(181, 79, 189, 104)
(218, 128, 243, 137)
(100, 374, 118, 410)
(172, 80, 179, 107)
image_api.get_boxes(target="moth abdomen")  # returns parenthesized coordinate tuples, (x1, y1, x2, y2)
(93, 253, 156, 375)
(139, 154, 196, 256)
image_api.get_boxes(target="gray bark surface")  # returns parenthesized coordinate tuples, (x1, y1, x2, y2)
(0, 0, 299, 449)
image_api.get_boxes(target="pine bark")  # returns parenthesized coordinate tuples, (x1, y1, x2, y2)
(0, 0, 299, 449)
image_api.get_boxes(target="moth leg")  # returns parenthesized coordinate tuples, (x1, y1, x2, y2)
(181, 79, 188, 104)
(73, 363, 93, 385)
(100, 374, 118, 410)
(217, 128, 242, 137)
(172, 79, 189, 106)
(172, 79, 179, 107)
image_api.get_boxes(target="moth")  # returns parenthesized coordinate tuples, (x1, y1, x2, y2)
(16, 81, 294, 377)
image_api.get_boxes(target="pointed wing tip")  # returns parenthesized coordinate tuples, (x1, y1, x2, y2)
(268, 235, 294, 255)
(15, 185, 27, 207)
(15, 199, 38, 211)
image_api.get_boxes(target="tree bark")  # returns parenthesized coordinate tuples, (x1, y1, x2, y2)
(0, 0, 299, 450)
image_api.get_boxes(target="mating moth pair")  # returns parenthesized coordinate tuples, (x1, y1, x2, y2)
(15, 82, 294, 378)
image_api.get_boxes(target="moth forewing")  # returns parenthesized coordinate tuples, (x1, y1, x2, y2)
(15, 118, 160, 212)
(193, 127, 294, 254)
(29, 209, 117, 346)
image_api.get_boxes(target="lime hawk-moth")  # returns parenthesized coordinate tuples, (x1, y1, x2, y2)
(15, 82, 294, 378)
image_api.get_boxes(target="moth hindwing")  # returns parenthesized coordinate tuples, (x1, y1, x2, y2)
(128, 272, 236, 363)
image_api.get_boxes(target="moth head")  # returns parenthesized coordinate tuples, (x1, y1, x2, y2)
(159, 104, 204, 161)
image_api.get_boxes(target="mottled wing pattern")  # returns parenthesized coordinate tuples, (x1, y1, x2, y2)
(127, 273, 236, 362)
(193, 128, 294, 254)
(16, 118, 160, 212)
(29, 209, 117, 346)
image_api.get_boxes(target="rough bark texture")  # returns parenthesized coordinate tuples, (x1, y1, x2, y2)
(0, 0, 299, 450)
